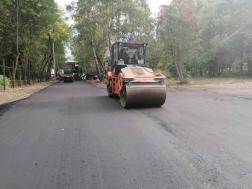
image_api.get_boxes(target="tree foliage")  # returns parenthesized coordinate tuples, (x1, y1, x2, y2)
(70, 0, 153, 78)
(155, 0, 252, 80)
(2, 0, 252, 83)
(195, 0, 252, 77)
(0, 0, 70, 83)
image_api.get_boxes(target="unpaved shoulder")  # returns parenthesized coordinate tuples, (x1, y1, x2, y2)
(0, 81, 56, 106)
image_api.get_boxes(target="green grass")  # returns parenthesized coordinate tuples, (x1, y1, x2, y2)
(166, 77, 252, 87)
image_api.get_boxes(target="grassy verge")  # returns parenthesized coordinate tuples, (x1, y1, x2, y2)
(92, 77, 252, 89)
(166, 77, 252, 87)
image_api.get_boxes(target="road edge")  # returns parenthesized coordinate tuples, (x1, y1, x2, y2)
(86, 80, 106, 89)
(0, 81, 58, 115)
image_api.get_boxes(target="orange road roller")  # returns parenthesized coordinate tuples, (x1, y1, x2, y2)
(106, 42, 166, 108)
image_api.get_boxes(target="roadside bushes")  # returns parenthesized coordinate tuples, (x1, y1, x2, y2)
(0, 75, 10, 87)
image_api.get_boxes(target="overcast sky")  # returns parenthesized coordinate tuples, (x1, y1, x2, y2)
(148, 0, 170, 16)
(55, 0, 170, 16)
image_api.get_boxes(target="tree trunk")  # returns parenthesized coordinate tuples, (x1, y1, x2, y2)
(13, 0, 20, 88)
(24, 56, 28, 84)
(172, 45, 185, 84)
(28, 57, 31, 84)
(52, 41, 56, 80)
(39, 38, 53, 80)
(90, 33, 103, 80)
(248, 59, 252, 78)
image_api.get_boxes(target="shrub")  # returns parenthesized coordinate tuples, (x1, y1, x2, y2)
(0, 75, 10, 87)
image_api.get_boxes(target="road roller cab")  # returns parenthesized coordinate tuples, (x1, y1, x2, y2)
(106, 42, 166, 108)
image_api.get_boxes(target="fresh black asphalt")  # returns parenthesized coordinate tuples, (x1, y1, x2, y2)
(0, 82, 252, 189)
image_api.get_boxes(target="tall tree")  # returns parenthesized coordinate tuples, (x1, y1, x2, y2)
(157, 0, 200, 82)
(0, 0, 70, 84)
(70, 0, 153, 79)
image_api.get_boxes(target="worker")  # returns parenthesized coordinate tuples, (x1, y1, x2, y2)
(132, 50, 139, 64)
(119, 48, 129, 64)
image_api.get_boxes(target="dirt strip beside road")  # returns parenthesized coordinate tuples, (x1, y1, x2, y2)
(0, 81, 56, 106)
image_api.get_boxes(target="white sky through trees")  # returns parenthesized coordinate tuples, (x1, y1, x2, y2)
(148, 0, 170, 15)
(55, 0, 171, 16)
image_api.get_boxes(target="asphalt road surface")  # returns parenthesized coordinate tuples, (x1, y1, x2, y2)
(1, 82, 252, 189)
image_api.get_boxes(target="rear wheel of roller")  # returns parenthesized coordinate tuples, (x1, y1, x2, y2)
(120, 86, 128, 108)
(107, 80, 113, 97)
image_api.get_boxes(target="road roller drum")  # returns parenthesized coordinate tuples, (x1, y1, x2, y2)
(120, 83, 166, 108)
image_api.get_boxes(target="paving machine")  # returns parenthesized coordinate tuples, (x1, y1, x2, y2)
(106, 42, 166, 108)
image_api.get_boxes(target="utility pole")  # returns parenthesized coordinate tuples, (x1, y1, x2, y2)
(52, 41, 56, 80)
